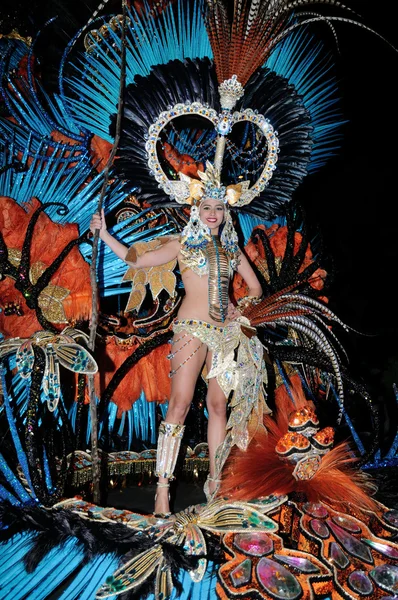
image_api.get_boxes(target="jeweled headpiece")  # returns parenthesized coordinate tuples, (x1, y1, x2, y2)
(145, 73, 279, 209)
(111, 0, 377, 219)
(218, 75, 244, 110)
(180, 161, 249, 207)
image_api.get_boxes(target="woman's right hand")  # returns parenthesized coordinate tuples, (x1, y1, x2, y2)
(89, 209, 107, 236)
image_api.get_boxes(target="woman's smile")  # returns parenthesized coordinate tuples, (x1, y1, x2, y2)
(199, 198, 225, 231)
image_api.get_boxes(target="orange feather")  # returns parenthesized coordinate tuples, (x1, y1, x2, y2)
(220, 376, 378, 514)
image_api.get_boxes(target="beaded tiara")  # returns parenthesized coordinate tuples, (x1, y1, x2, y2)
(146, 75, 279, 208)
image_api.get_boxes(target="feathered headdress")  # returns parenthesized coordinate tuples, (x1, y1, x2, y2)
(109, 1, 355, 216)
(105, 0, 398, 218)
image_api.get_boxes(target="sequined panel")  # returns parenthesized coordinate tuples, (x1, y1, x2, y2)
(347, 570, 373, 595)
(234, 532, 273, 556)
(257, 557, 302, 599)
(369, 564, 398, 594)
(173, 317, 271, 467)
(230, 559, 252, 587)
(303, 503, 328, 519)
(326, 520, 373, 564)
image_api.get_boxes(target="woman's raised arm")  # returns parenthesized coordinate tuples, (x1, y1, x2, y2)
(89, 210, 180, 268)
(125, 239, 180, 268)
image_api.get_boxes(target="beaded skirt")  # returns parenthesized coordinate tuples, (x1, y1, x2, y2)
(172, 317, 271, 460)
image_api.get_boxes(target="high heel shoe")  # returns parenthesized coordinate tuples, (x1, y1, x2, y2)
(203, 475, 222, 502)
(153, 482, 171, 518)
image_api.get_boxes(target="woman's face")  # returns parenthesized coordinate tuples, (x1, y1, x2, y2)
(199, 198, 225, 233)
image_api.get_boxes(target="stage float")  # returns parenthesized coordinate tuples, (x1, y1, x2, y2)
(1, 1, 398, 598)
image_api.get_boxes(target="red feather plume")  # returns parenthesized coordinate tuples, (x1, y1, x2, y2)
(205, 0, 288, 86)
(220, 376, 378, 514)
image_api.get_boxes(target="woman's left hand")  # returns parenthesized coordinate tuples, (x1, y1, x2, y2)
(227, 302, 241, 320)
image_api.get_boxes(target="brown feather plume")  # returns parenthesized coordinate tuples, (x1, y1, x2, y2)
(205, 0, 287, 85)
(204, 0, 396, 87)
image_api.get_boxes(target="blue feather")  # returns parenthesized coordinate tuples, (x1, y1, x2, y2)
(62, 0, 211, 140)
(266, 29, 345, 171)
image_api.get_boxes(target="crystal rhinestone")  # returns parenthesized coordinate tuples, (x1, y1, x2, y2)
(230, 558, 252, 588)
(348, 570, 374, 595)
(234, 533, 273, 556)
(332, 515, 361, 533)
(329, 542, 350, 569)
(362, 538, 398, 559)
(245, 511, 277, 531)
(310, 519, 329, 539)
(327, 521, 373, 563)
(257, 557, 302, 599)
(249, 495, 286, 509)
(273, 554, 320, 574)
(369, 564, 398, 594)
(303, 502, 328, 518)
(383, 509, 398, 528)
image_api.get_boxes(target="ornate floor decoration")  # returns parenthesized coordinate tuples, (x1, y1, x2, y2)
(29, 494, 397, 600)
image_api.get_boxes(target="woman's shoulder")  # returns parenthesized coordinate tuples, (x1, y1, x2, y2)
(157, 234, 181, 249)
(128, 235, 180, 261)
(163, 233, 181, 241)
(170, 233, 182, 243)
(164, 234, 183, 251)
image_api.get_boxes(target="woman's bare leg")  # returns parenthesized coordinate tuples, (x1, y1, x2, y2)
(154, 332, 207, 516)
(205, 351, 227, 496)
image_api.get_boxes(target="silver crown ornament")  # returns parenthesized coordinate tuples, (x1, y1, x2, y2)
(218, 75, 245, 110)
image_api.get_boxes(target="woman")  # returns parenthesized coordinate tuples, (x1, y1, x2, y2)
(90, 193, 263, 517)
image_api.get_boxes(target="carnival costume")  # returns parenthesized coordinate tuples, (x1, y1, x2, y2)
(2, 1, 398, 600)
(117, 2, 344, 491)
(122, 61, 278, 490)
(172, 317, 270, 448)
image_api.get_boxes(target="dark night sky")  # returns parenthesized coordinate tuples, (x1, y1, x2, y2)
(1, 0, 397, 415)
(294, 2, 398, 410)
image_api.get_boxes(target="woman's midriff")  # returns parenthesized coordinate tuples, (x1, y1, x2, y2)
(177, 259, 231, 326)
